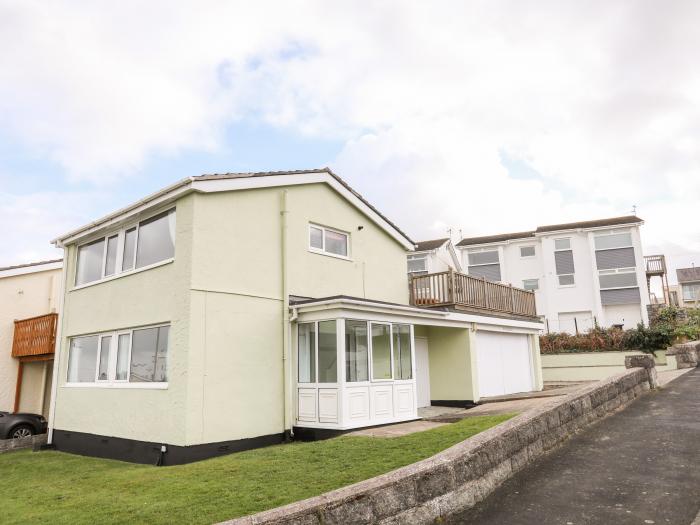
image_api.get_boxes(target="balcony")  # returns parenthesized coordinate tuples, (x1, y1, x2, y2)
(644, 255, 667, 276)
(12, 313, 58, 359)
(409, 270, 537, 319)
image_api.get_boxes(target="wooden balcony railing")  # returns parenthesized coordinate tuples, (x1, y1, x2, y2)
(409, 270, 537, 318)
(11, 313, 58, 359)
(644, 255, 666, 275)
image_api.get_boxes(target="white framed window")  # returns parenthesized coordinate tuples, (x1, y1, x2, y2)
(392, 324, 412, 380)
(308, 224, 349, 259)
(297, 320, 338, 384)
(67, 324, 170, 386)
(370, 322, 393, 381)
(407, 254, 428, 274)
(554, 238, 571, 250)
(75, 209, 176, 287)
(593, 229, 633, 251)
(520, 246, 536, 258)
(299, 319, 413, 385)
(554, 237, 575, 287)
(467, 248, 501, 281)
(523, 278, 539, 291)
(682, 283, 700, 301)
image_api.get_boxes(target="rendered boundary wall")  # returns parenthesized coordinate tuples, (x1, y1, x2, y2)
(224, 365, 655, 525)
(541, 350, 674, 382)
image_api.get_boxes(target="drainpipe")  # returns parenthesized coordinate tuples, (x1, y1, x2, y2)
(47, 247, 68, 445)
(281, 190, 292, 440)
(288, 306, 298, 438)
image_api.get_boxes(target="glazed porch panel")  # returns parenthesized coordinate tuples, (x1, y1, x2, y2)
(294, 318, 417, 430)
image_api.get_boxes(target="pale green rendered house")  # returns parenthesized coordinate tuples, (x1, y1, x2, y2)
(48, 169, 543, 464)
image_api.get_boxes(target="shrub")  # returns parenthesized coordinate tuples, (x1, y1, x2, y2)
(540, 306, 700, 355)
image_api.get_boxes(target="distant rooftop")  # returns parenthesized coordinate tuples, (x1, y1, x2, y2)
(677, 267, 700, 283)
(457, 216, 643, 247)
(0, 258, 63, 273)
(414, 238, 450, 252)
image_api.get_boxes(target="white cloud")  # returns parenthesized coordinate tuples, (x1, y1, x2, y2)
(1, 0, 699, 268)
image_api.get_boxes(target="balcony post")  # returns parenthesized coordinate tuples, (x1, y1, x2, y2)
(448, 268, 455, 304)
(482, 276, 489, 309)
(509, 284, 514, 312)
(13, 361, 24, 413)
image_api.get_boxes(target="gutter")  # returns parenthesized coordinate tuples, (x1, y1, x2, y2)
(280, 190, 292, 439)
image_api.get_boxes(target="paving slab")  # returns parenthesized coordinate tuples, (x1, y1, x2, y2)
(344, 420, 447, 438)
(446, 368, 700, 525)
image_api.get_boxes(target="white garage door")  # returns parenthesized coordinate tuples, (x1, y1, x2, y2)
(476, 332, 533, 398)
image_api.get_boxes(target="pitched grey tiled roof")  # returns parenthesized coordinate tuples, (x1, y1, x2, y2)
(677, 267, 700, 283)
(54, 168, 414, 246)
(414, 238, 450, 252)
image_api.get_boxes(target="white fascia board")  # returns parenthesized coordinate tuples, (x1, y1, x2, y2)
(53, 179, 194, 246)
(191, 173, 415, 250)
(0, 261, 63, 278)
(293, 298, 543, 332)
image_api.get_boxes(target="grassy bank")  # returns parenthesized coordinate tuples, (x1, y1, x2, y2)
(1, 414, 511, 524)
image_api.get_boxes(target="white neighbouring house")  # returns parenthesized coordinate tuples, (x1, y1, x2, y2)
(456, 216, 650, 334)
(406, 238, 462, 276)
(676, 267, 700, 307)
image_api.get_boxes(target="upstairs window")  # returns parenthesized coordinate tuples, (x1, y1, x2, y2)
(554, 238, 575, 286)
(75, 209, 175, 287)
(594, 230, 636, 270)
(520, 246, 536, 258)
(407, 254, 428, 275)
(467, 249, 501, 281)
(309, 224, 349, 259)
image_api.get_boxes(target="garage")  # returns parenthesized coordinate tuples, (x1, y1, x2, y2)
(476, 331, 534, 397)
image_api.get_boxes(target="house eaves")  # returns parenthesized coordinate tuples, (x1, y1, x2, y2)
(52, 168, 415, 250)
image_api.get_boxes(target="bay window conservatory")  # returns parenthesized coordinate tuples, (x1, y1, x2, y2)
(296, 318, 416, 430)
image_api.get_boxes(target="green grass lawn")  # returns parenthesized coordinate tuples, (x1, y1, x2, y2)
(1, 414, 512, 525)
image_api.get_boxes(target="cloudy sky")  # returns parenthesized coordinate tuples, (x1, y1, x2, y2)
(1, 1, 698, 282)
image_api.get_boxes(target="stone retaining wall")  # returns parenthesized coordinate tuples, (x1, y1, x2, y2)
(667, 341, 699, 369)
(0, 433, 47, 454)
(224, 365, 655, 525)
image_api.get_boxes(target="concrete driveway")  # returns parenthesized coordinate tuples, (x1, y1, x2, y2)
(446, 368, 700, 525)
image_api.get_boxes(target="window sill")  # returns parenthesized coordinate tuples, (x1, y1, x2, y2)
(71, 258, 174, 291)
(557, 284, 576, 289)
(308, 248, 352, 261)
(63, 382, 168, 389)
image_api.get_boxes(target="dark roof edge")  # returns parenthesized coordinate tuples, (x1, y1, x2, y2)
(0, 258, 63, 272)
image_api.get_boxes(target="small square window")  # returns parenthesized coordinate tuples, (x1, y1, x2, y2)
(554, 238, 571, 250)
(308, 224, 349, 258)
(520, 246, 536, 258)
(523, 279, 539, 291)
(558, 274, 575, 286)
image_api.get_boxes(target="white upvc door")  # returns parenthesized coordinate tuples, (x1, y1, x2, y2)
(414, 336, 431, 407)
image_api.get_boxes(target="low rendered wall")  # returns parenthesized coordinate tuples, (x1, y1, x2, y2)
(224, 366, 654, 525)
(541, 350, 674, 382)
